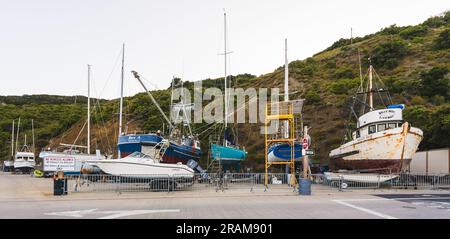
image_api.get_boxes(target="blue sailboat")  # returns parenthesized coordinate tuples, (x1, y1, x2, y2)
(209, 12, 247, 170)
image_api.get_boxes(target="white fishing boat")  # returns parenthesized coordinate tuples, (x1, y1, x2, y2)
(329, 60, 423, 174)
(13, 119, 36, 173)
(14, 151, 35, 173)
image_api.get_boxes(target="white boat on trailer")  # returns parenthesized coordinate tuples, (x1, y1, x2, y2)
(87, 140, 195, 180)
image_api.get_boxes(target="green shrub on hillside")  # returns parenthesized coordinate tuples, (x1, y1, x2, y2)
(379, 24, 406, 35)
(372, 39, 408, 69)
(334, 67, 356, 79)
(433, 28, 450, 50)
(305, 90, 321, 105)
(419, 67, 449, 99)
(399, 25, 428, 39)
(328, 78, 360, 95)
(423, 16, 446, 28)
(384, 77, 420, 95)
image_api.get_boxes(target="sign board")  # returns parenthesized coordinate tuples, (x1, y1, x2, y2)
(305, 149, 314, 156)
(302, 138, 309, 150)
(43, 157, 75, 171)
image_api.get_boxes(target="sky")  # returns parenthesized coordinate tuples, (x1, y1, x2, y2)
(0, 0, 448, 99)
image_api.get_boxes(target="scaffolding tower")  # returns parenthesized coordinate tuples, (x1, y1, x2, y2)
(264, 100, 303, 186)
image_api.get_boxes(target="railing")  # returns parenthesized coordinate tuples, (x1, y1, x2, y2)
(64, 173, 297, 194)
(62, 172, 450, 194)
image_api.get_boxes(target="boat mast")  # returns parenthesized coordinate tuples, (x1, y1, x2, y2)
(32, 119, 35, 154)
(87, 64, 91, 154)
(223, 12, 228, 146)
(118, 44, 125, 158)
(15, 118, 20, 153)
(284, 38, 289, 139)
(11, 120, 14, 160)
(368, 60, 373, 111)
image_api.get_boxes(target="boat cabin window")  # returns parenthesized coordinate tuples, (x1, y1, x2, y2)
(387, 123, 397, 129)
(377, 124, 386, 132)
(368, 125, 376, 134)
(356, 130, 360, 138)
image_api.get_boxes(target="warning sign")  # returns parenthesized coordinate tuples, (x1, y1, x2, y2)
(43, 157, 76, 171)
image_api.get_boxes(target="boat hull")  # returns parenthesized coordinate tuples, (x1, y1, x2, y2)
(88, 159, 194, 177)
(329, 123, 423, 174)
(267, 143, 302, 162)
(163, 142, 201, 164)
(13, 160, 35, 173)
(210, 144, 247, 164)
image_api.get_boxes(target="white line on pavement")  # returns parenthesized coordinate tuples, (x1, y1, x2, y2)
(98, 209, 181, 219)
(44, 209, 180, 219)
(332, 200, 397, 219)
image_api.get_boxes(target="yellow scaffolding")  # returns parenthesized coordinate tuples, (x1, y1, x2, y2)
(264, 101, 298, 187)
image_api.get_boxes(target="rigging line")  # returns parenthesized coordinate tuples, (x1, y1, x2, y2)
(98, 47, 123, 99)
(91, 77, 113, 154)
(93, 98, 113, 154)
(70, 119, 87, 151)
(373, 68, 393, 105)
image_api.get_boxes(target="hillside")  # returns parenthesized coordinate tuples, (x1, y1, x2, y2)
(1, 12, 449, 171)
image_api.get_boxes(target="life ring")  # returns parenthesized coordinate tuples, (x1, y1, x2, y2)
(34, 169, 44, 177)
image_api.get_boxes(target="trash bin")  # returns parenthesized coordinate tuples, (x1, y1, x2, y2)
(53, 171, 67, 196)
(299, 178, 312, 195)
(53, 178, 67, 196)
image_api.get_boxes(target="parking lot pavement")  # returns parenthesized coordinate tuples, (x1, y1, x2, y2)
(1, 172, 450, 219)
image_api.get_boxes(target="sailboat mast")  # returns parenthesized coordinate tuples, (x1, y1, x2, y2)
(119, 44, 125, 139)
(15, 118, 20, 153)
(11, 120, 14, 159)
(118, 44, 125, 159)
(32, 119, 35, 154)
(369, 63, 373, 111)
(224, 12, 228, 130)
(284, 39, 289, 102)
(87, 64, 91, 154)
(284, 38, 289, 138)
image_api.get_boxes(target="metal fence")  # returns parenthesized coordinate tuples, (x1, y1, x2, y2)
(62, 172, 450, 194)
(311, 173, 450, 191)
(64, 173, 297, 194)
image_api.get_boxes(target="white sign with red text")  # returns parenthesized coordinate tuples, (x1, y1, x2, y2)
(43, 157, 76, 171)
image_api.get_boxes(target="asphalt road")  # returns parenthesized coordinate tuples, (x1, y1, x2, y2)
(1, 172, 450, 219)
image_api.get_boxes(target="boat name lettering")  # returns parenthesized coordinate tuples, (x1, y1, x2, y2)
(378, 110, 395, 119)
